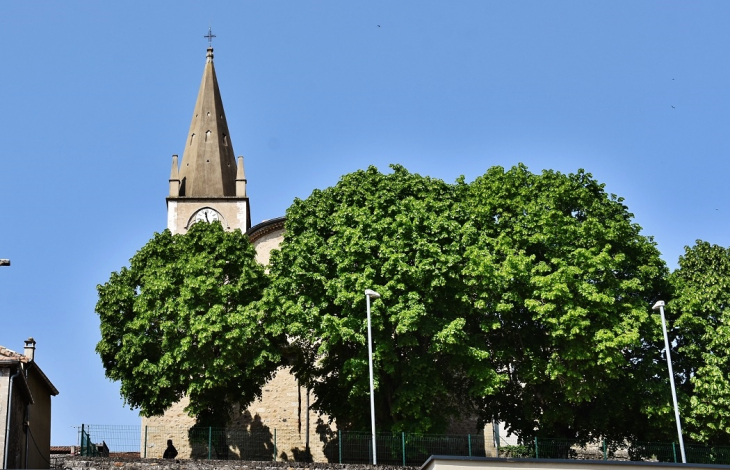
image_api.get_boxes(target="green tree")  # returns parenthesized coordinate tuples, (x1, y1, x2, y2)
(460, 165, 669, 443)
(264, 165, 503, 433)
(95, 221, 283, 425)
(669, 241, 730, 445)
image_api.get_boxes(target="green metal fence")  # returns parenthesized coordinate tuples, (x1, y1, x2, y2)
(534, 438, 581, 459)
(79, 425, 109, 457)
(79, 425, 139, 455)
(626, 441, 678, 462)
(333, 431, 486, 466)
(79, 424, 491, 464)
(78, 424, 730, 466)
(79, 425, 97, 457)
(535, 438, 730, 465)
(685, 444, 730, 465)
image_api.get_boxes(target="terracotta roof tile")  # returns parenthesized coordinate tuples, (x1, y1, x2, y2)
(0, 346, 28, 363)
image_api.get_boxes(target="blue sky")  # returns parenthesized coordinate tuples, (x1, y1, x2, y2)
(1, 1, 729, 445)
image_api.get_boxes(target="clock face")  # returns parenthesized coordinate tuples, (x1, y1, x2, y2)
(194, 208, 220, 224)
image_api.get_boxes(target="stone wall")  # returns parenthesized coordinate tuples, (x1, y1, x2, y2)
(53, 456, 417, 470)
(142, 367, 335, 462)
(251, 227, 284, 267)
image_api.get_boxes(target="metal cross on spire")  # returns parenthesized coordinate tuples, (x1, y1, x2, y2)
(204, 27, 216, 47)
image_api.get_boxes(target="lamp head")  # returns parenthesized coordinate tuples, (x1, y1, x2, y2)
(365, 289, 381, 299)
(652, 300, 665, 311)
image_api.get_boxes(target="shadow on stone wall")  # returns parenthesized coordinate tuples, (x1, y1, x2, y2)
(316, 418, 340, 463)
(187, 411, 275, 461)
(279, 417, 337, 463)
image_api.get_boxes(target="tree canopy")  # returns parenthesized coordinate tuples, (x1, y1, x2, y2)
(95, 221, 284, 425)
(460, 165, 669, 443)
(668, 241, 730, 445)
(98, 163, 730, 445)
(263, 164, 669, 439)
(263, 165, 501, 433)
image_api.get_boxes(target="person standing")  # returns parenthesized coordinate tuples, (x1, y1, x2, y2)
(163, 439, 178, 459)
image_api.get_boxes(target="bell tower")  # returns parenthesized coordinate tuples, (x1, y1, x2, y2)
(166, 46, 251, 234)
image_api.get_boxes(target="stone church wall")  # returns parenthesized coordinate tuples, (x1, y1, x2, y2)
(251, 227, 285, 267)
(142, 367, 335, 462)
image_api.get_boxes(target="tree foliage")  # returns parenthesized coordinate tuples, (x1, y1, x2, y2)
(263, 165, 501, 433)
(264, 164, 669, 438)
(96, 162, 693, 442)
(459, 165, 669, 443)
(96, 221, 283, 425)
(669, 241, 730, 445)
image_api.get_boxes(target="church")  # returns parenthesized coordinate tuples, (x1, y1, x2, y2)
(143, 44, 496, 461)
(143, 44, 322, 461)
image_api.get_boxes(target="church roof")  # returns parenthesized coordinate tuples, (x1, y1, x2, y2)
(247, 216, 286, 243)
(177, 47, 238, 197)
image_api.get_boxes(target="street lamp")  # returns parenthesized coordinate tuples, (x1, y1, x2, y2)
(0, 259, 9, 266)
(365, 288, 381, 465)
(653, 300, 686, 463)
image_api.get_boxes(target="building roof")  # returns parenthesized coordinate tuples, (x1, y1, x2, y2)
(0, 345, 59, 396)
(0, 345, 29, 364)
(27, 362, 60, 396)
(177, 47, 238, 197)
(247, 216, 286, 243)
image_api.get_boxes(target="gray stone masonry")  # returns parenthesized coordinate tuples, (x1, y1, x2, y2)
(52, 456, 417, 470)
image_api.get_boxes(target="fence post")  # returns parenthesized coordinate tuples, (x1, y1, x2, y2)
(401, 432, 406, 467)
(535, 437, 539, 459)
(143, 426, 148, 458)
(672, 442, 677, 463)
(80, 425, 84, 456)
(602, 439, 606, 461)
(338, 430, 342, 464)
(273, 428, 277, 462)
(468, 434, 472, 457)
(208, 427, 212, 460)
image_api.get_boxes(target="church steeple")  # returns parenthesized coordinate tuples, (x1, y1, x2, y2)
(177, 47, 238, 197)
(166, 43, 251, 235)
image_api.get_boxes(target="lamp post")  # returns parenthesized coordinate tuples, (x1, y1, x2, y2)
(653, 300, 686, 463)
(365, 288, 381, 465)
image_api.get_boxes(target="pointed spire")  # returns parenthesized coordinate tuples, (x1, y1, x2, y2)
(177, 47, 237, 197)
(236, 155, 247, 197)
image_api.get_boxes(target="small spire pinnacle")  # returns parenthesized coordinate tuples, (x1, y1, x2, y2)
(169, 155, 180, 197)
(236, 156, 247, 197)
